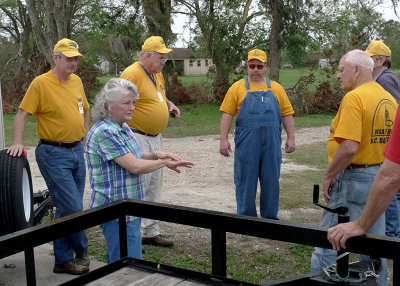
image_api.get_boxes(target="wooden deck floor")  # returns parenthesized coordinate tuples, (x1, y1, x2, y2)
(85, 266, 213, 286)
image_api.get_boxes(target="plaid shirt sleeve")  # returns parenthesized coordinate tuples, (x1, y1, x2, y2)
(97, 128, 132, 161)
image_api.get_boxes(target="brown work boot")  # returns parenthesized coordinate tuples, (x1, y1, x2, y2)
(142, 234, 174, 247)
(75, 252, 90, 267)
(53, 260, 89, 275)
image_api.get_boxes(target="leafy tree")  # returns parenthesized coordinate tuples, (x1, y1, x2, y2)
(174, 0, 266, 102)
(376, 19, 400, 68)
(0, 0, 33, 69)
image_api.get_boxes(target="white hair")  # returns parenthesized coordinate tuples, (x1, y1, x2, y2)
(343, 49, 374, 71)
(92, 78, 139, 122)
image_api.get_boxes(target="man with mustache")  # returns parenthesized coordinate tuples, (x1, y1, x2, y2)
(219, 49, 295, 220)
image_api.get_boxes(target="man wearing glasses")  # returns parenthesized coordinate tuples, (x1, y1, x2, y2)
(120, 36, 180, 247)
(219, 49, 295, 219)
(365, 40, 400, 239)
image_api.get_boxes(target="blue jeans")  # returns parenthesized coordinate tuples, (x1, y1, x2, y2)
(310, 165, 387, 286)
(101, 218, 142, 264)
(35, 143, 88, 264)
(385, 193, 400, 237)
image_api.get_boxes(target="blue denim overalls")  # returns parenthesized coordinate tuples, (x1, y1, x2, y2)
(234, 77, 282, 219)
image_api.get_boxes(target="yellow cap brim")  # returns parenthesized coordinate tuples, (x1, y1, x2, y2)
(61, 51, 84, 58)
(364, 50, 375, 57)
(153, 48, 174, 54)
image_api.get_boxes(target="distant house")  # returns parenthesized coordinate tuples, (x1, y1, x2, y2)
(168, 48, 213, 76)
(310, 53, 332, 69)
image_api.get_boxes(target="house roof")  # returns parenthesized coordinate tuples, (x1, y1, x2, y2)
(170, 48, 209, 59)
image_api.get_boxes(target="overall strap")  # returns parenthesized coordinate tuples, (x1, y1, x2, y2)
(266, 79, 271, 89)
(244, 77, 250, 90)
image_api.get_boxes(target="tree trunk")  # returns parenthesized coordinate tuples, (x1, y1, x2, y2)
(268, 0, 284, 82)
(142, 0, 174, 96)
(26, 0, 54, 65)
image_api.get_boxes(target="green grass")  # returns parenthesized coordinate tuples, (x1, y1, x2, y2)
(3, 104, 333, 146)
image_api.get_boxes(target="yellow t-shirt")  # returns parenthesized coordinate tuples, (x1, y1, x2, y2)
(19, 70, 89, 143)
(328, 82, 398, 164)
(219, 78, 294, 117)
(120, 62, 169, 135)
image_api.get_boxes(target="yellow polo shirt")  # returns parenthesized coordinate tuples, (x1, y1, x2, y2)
(19, 70, 89, 143)
(220, 78, 294, 117)
(120, 62, 169, 135)
(328, 82, 398, 164)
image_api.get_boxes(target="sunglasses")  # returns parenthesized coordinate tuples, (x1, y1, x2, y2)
(248, 64, 265, 70)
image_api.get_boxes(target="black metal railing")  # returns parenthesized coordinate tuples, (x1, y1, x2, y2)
(1, 199, 400, 285)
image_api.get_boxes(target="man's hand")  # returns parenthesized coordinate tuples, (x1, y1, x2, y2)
(323, 175, 336, 203)
(7, 144, 26, 157)
(328, 221, 366, 251)
(220, 138, 232, 157)
(167, 100, 181, 118)
(285, 137, 295, 153)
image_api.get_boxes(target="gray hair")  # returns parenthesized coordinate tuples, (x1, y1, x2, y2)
(140, 51, 153, 59)
(374, 55, 392, 68)
(92, 78, 139, 122)
(54, 52, 63, 58)
(343, 49, 374, 71)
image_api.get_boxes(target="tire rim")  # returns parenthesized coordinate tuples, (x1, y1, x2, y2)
(22, 168, 32, 222)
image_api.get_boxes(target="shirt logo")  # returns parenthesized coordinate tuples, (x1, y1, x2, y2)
(370, 99, 397, 144)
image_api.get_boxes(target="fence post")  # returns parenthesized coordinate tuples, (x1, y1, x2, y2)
(118, 217, 128, 259)
(211, 228, 226, 277)
(0, 81, 5, 150)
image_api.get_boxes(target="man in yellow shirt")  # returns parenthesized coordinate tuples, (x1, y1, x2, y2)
(120, 36, 179, 247)
(309, 49, 398, 286)
(7, 38, 90, 275)
(219, 49, 295, 220)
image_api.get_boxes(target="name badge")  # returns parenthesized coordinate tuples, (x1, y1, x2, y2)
(78, 101, 84, 114)
(157, 91, 164, 102)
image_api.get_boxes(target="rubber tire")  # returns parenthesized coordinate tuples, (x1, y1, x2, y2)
(0, 149, 34, 236)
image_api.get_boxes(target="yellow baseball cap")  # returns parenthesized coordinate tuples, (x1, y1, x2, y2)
(53, 38, 83, 58)
(142, 36, 174, 54)
(365, 40, 391, 57)
(248, 49, 267, 62)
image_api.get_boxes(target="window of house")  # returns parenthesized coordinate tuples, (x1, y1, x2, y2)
(189, 60, 194, 66)
(197, 60, 201, 67)
(205, 59, 209, 66)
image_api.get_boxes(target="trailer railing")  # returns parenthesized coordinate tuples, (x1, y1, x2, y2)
(1, 199, 400, 285)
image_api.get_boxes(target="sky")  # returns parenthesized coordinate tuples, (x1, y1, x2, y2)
(171, 2, 400, 48)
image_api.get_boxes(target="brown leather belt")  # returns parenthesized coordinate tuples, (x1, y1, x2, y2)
(130, 128, 158, 137)
(346, 163, 382, 170)
(39, 139, 82, 149)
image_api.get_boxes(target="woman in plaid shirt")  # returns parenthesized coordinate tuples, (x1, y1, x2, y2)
(85, 78, 194, 263)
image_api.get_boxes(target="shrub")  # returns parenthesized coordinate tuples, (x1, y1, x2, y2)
(287, 60, 343, 115)
(1, 55, 100, 113)
(168, 73, 193, 104)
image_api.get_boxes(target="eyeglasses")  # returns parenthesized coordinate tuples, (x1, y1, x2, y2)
(151, 53, 168, 64)
(248, 64, 265, 70)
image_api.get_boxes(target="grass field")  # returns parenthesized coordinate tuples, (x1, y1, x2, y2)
(2, 104, 334, 146)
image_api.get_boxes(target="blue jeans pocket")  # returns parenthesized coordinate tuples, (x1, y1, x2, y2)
(346, 178, 372, 206)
